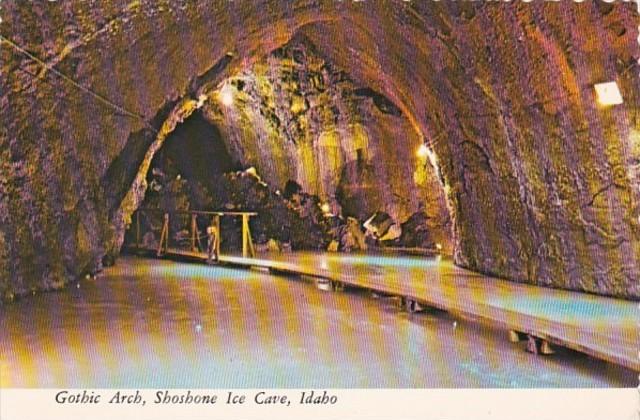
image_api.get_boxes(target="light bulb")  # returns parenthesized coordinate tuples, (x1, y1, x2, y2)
(417, 144, 429, 159)
(594, 81, 623, 106)
(219, 84, 234, 106)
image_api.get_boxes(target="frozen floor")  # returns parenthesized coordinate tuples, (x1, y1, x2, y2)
(0, 257, 635, 388)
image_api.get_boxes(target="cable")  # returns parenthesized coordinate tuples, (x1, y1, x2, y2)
(0, 34, 155, 130)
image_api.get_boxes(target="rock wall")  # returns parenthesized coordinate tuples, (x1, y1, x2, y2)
(0, 0, 638, 300)
(201, 37, 449, 227)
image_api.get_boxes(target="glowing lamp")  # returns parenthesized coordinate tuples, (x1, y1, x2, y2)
(417, 144, 429, 159)
(594, 81, 623, 106)
(219, 84, 234, 106)
(321, 203, 331, 214)
(417, 143, 439, 170)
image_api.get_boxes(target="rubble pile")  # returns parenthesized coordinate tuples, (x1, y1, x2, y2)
(139, 161, 448, 254)
(141, 166, 337, 251)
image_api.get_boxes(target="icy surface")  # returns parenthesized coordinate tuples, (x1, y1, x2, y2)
(0, 257, 635, 388)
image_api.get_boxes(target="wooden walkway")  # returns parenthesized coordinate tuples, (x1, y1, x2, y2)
(126, 247, 639, 372)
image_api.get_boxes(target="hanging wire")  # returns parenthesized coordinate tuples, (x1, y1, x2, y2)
(0, 33, 155, 130)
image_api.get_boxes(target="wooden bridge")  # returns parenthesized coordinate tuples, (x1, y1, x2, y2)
(124, 209, 639, 372)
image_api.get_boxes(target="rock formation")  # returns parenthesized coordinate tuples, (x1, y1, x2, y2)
(0, 1, 638, 300)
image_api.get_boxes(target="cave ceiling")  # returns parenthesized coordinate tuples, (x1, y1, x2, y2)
(0, 0, 638, 299)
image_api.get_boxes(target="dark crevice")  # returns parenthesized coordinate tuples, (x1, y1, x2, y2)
(149, 110, 239, 185)
(460, 140, 494, 175)
(353, 87, 403, 116)
(188, 52, 234, 96)
(101, 98, 180, 217)
(582, 182, 626, 209)
(101, 126, 158, 217)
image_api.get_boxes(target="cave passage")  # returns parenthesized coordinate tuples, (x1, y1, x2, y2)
(133, 35, 455, 256)
(1, 0, 637, 301)
(0, 1, 638, 401)
(147, 110, 238, 196)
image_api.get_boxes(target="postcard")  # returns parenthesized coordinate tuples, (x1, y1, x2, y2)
(0, 0, 638, 419)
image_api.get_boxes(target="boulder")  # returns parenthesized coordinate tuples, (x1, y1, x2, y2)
(398, 212, 435, 249)
(363, 211, 401, 243)
(338, 217, 367, 252)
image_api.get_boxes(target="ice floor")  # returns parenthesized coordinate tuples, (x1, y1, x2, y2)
(0, 257, 635, 388)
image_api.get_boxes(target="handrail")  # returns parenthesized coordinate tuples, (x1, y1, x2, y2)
(132, 208, 257, 258)
(137, 208, 258, 217)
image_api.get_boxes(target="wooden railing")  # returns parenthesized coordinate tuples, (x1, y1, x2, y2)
(129, 208, 257, 258)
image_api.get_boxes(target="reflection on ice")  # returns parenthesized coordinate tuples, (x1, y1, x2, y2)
(0, 256, 634, 388)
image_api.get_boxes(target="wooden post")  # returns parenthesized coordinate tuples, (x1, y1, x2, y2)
(540, 340, 555, 355)
(194, 217, 203, 252)
(157, 213, 169, 256)
(191, 213, 197, 252)
(207, 214, 221, 261)
(248, 215, 255, 257)
(526, 334, 555, 355)
(215, 215, 221, 257)
(242, 214, 249, 258)
(509, 330, 525, 343)
(135, 211, 140, 249)
(242, 214, 255, 258)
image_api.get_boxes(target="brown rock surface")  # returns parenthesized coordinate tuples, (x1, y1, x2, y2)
(0, 1, 638, 300)
(200, 37, 446, 225)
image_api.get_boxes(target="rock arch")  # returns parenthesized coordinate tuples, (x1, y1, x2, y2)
(0, 0, 638, 299)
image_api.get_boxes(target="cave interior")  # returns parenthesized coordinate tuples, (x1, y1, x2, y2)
(0, 0, 638, 301)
